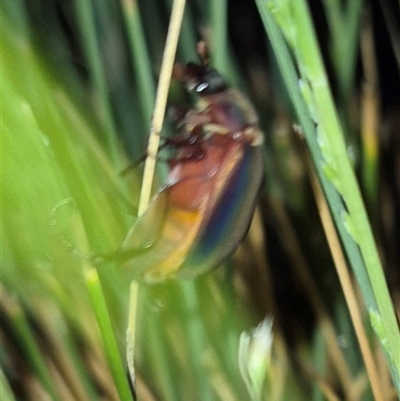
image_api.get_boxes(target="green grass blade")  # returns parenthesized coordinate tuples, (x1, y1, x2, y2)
(180, 283, 214, 399)
(255, 0, 400, 393)
(0, 369, 17, 401)
(85, 268, 135, 401)
(2, 296, 61, 401)
(322, 0, 363, 102)
(209, 0, 229, 72)
(165, 0, 198, 60)
(120, 0, 155, 125)
(73, 0, 120, 165)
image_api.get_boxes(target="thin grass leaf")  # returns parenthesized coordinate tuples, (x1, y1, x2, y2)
(321, 0, 363, 103)
(85, 268, 135, 401)
(0, 370, 17, 401)
(1, 294, 61, 401)
(360, 11, 380, 209)
(120, 0, 156, 125)
(179, 283, 214, 399)
(209, 0, 229, 71)
(255, 0, 400, 393)
(165, 0, 198, 60)
(73, 0, 120, 165)
(311, 328, 326, 401)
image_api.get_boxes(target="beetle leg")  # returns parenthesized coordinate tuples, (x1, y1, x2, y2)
(168, 105, 189, 125)
(184, 108, 212, 129)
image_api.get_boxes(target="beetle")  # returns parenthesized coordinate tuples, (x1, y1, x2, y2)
(119, 51, 264, 282)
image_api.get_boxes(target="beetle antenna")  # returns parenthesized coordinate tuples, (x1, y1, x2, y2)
(197, 41, 210, 67)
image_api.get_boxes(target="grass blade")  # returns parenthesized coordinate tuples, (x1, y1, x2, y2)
(255, 0, 400, 393)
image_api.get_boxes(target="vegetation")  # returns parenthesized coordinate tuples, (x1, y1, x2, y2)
(2, 0, 400, 400)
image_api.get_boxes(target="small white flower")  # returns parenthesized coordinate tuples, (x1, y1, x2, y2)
(238, 317, 273, 400)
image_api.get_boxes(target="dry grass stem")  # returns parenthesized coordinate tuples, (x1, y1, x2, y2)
(306, 154, 387, 401)
(138, 0, 187, 216)
(127, 0, 186, 393)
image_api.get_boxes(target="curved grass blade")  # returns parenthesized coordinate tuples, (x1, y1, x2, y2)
(255, 0, 400, 393)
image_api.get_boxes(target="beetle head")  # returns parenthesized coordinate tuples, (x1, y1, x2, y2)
(173, 42, 228, 95)
(183, 63, 228, 96)
(174, 61, 228, 96)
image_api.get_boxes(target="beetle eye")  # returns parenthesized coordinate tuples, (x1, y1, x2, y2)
(184, 63, 228, 95)
(198, 70, 228, 95)
(196, 82, 209, 92)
